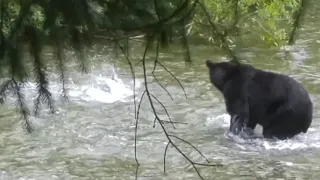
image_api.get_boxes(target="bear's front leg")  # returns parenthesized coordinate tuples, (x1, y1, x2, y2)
(239, 127, 262, 139)
(229, 114, 261, 139)
(229, 114, 243, 135)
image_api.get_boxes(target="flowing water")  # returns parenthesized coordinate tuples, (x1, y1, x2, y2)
(2, 6, 320, 180)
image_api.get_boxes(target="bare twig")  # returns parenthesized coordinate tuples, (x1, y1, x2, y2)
(135, 90, 146, 165)
(101, 1, 222, 179)
(138, 31, 222, 180)
(153, 117, 157, 128)
(161, 120, 188, 125)
(106, 32, 141, 167)
(168, 134, 210, 163)
(93, 34, 146, 41)
(152, 37, 174, 100)
(179, 19, 192, 63)
(233, 0, 239, 25)
(157, 61, 187, 98)
(154, 0, 163, 20)
(288, 0, 308, 45)
(136, 90, 147, 121)
(151, 94, 175, 129)
(111, 38, 137, 120)
(154, 118, 188, 127)
(135, 163, 139, 180)
(164, 141, 171, 173)
(153, 74, 174, 100)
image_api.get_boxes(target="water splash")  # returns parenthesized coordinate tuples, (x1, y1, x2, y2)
(68, 75, 136, 103)
(18, 69, 141, 105)
(206, 113, 320, 152)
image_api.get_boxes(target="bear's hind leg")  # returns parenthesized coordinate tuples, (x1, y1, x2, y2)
(262, 113, 306, 140)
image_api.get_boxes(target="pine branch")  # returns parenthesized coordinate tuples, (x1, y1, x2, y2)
(0, 79, 13, 104)
(52, 28, 69, 102)
(25, 26, 55, 117)
(56, 39, 69, 101)
(12, 79, 33, 133)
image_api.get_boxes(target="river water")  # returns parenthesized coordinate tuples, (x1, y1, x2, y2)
(1, 6, 320, 180)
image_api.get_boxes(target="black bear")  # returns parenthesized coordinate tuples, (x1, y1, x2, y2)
(205, 60, 313, 140)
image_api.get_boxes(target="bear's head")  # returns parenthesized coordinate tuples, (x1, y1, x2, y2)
(205, 60, 238, 92)
(206, 60, 245, 135)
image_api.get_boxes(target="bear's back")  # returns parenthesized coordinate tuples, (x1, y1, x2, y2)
(252, 68, 310, 101)
(247, 66, 312, 118)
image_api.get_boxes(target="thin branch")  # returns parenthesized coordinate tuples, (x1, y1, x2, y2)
(168, 134, 209, 163)
(119, 45, 137, 119)
(153, 75, 174, 100)
(164, 141, 171, 173)
(179, 19, 192, 63)
(228, 0, 240, 36)
(152, 38, 160, 73)
(135, 89, 146, 166)
(154, 0, 163, 20)
(233, 0, 239, 27)
(161, 120, 188, 125)
(157, 61, 187, 98)
(125, 34, 129, 57)
(108, 32, 137, 120)
(72, 28, 88, 74)
(288, 0, 308, 45)
(152, 37, 174, 100)
(140, 31, 222, 180)
(98, 35, 140, 168)
(151, 94, 175, 129)
(112, 35, 140, 169)
(136, 90, 147, 122)
(153, 117, 157, 128)
(135, 163, 139, 180)
(93, 34, 146, 41)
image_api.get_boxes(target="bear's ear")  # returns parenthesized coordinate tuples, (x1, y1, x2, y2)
(205, 60, 215, 68)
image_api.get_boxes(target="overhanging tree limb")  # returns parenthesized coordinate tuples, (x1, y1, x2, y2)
(288, 0, 308, 45)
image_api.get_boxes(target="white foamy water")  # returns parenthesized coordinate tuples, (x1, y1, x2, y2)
(67, 74, 139, 103)
(206, 113, 320, 151)
(17, 72, 141, 105)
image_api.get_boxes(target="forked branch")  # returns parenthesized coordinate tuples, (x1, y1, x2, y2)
(132, 31, 222, 180)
